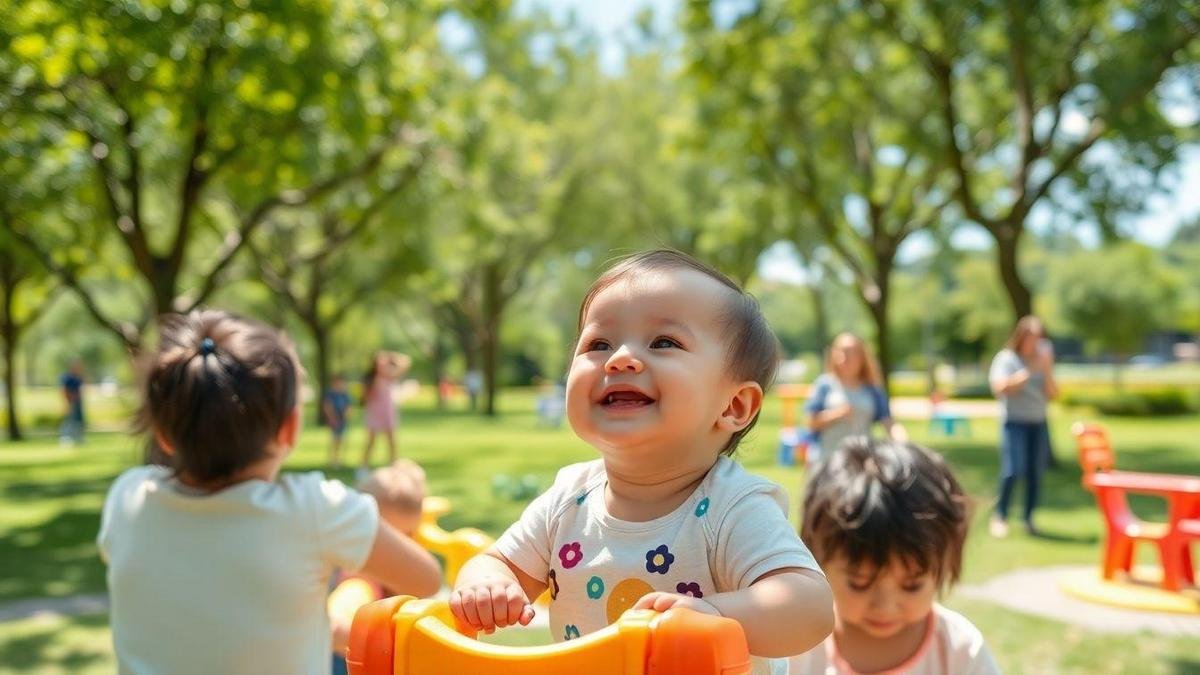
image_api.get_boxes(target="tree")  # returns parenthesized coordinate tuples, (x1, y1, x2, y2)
(1052, 243, 1181, 386)
(424, 7, 617, 415)
(0, 232, 57, 440)
(684, 1, 953, 387)
(1, 0, 444, 350)
(249, 143, 429, 424)
(866, 0, 1199, 318)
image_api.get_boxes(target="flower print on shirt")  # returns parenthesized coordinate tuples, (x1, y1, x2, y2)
(694, 497, 710, 517)
(676, 581, 703, 598)
(586, 576, 605, 600)
(548, 568, 559, 600)
(559, 542, 584, 569)
(564, 624, 581, 640)
(645, 544, 675, 575)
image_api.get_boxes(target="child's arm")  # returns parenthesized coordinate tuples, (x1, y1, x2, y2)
(634, 567, 832, 658)
(449, 548, 547, 632)
(358, 521, 442, 598)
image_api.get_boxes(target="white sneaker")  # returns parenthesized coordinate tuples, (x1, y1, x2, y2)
(989, 517, 1009, 538)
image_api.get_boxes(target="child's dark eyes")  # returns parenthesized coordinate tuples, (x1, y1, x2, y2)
(586, 339, 612, 352)
(650, 336, 681, 349)
(847, 581, 871, 592)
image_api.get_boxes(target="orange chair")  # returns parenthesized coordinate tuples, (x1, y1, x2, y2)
(1163, 518, 1200, 591)
(346, 597, 752, 675)
(1072, 422, 1170, 580)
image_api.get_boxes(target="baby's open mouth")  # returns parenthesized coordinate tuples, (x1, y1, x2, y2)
(600, 389, 655, 409)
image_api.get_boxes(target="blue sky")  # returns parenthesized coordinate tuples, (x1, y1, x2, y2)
(522, 0, 1198, 283)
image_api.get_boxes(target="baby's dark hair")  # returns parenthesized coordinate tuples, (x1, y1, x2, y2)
(801, 437, 970, 589)
(137, 309, 301, 484)
(577, 249, 779, 455)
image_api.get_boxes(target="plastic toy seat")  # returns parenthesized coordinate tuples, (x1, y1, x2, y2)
(347, 596, 752, 675)
(414, 497, 496, 586)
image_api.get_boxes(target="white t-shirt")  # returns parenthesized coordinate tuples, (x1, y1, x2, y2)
(98, 466, 379, 675)
(787, 605, 1000, 675)
(494, 456, 822, 673)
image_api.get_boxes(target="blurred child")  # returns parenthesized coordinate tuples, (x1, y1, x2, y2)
(361, 351, 410, 478)
(791, 438, 999, 674)
(330, 459, 428, 673)
(98, 309, 440, 674)
(450, 250, 833, 671)
(323, 375, 352, 469)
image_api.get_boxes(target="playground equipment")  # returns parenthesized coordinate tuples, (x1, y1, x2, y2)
(346, 596, 752, 675)
(413, 496, 494, 586)
(1072, 422, 1200, 592)
(927, 392, 970, 437)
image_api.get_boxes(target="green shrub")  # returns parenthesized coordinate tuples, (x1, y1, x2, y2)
(1061, 389, 1198, 416)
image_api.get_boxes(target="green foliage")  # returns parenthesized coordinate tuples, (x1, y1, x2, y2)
(1060, 388, 1198, 416)
(1050, 243, 1181, 358)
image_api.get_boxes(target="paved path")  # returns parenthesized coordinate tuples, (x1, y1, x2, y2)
(956, 565, 1200, 637)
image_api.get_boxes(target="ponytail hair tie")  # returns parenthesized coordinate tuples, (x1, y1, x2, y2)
(199, 337, 216, 356)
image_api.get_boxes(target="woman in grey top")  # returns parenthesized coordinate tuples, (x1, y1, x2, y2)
(988, 316, 1059, 537)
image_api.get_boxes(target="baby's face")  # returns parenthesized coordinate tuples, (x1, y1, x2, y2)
(566, 268, 741, 458)
(825, 555, 937, 639)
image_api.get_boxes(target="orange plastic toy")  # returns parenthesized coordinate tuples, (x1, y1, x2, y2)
(413, 496, 494, 586)
(346, 596, 751, 675)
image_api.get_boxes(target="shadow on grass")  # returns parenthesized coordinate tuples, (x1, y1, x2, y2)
(0, 507, 106, 602)
(1171, 659, 1200, 675)
(0, 613, 109, 672)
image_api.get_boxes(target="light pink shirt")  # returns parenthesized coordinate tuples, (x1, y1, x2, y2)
(787, 605, 1000, 675)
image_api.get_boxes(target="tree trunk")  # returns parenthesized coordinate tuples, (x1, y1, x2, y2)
(994, 223, 1032, 320)
(806, 282, 829, 353)
(2, 323, 21, 441)
(1, 266, 23, 440)
(866, 292, 891, 395)
(480, 263, 504, 417)
(312, 322, 331, 427)
(432, 335, 448, 411)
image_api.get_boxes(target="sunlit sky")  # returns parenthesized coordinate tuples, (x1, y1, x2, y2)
(523, 0, 1198, 283)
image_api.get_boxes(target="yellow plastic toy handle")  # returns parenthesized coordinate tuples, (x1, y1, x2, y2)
(346, 596, 751, 675)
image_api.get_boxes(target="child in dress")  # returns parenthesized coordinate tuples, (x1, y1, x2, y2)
(450, 250, 834, 668)
(98, 309, 440, 674)
(361, 351, 410, 476)
(790, 438, 999, 674)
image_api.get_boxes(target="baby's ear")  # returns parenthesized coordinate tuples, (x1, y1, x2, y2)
(717, 381, 763, 432)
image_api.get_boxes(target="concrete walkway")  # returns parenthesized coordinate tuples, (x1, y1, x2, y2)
(956, 565, 1200, 637)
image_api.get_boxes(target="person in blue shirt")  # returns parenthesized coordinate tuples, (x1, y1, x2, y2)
(59, 359, 86, 446)
(804, 333, 906, 463)
(323, 374, 353, 469)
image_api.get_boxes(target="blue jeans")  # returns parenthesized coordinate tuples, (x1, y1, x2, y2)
(995, 420, 1049, 523)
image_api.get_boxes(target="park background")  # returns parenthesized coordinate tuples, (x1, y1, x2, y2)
(1, 0, 1198, 672)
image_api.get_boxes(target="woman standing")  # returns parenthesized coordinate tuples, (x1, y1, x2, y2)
(988, 315, 1058, 537)
(804, 333, 906, 463)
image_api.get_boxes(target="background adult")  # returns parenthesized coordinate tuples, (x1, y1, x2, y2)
(988, 315, 1059, 538)
(804, 332, 906, 463)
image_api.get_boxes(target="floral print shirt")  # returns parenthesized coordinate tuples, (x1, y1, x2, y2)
(494, 456, 821, 667)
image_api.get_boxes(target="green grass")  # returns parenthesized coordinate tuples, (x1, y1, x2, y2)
(2, 387, 1199, 673)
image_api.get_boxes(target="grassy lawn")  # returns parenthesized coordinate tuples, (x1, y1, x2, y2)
(1, 387, 1198, 673)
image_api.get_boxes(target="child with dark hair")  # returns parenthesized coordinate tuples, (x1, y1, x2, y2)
(450, 250, 833, 671)
(97, 309, 440, 674)
(790, 438, 998, 674)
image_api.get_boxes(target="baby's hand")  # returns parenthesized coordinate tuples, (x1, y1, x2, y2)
(449, 581, 535, 633)
(632, 592, 722, 617)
